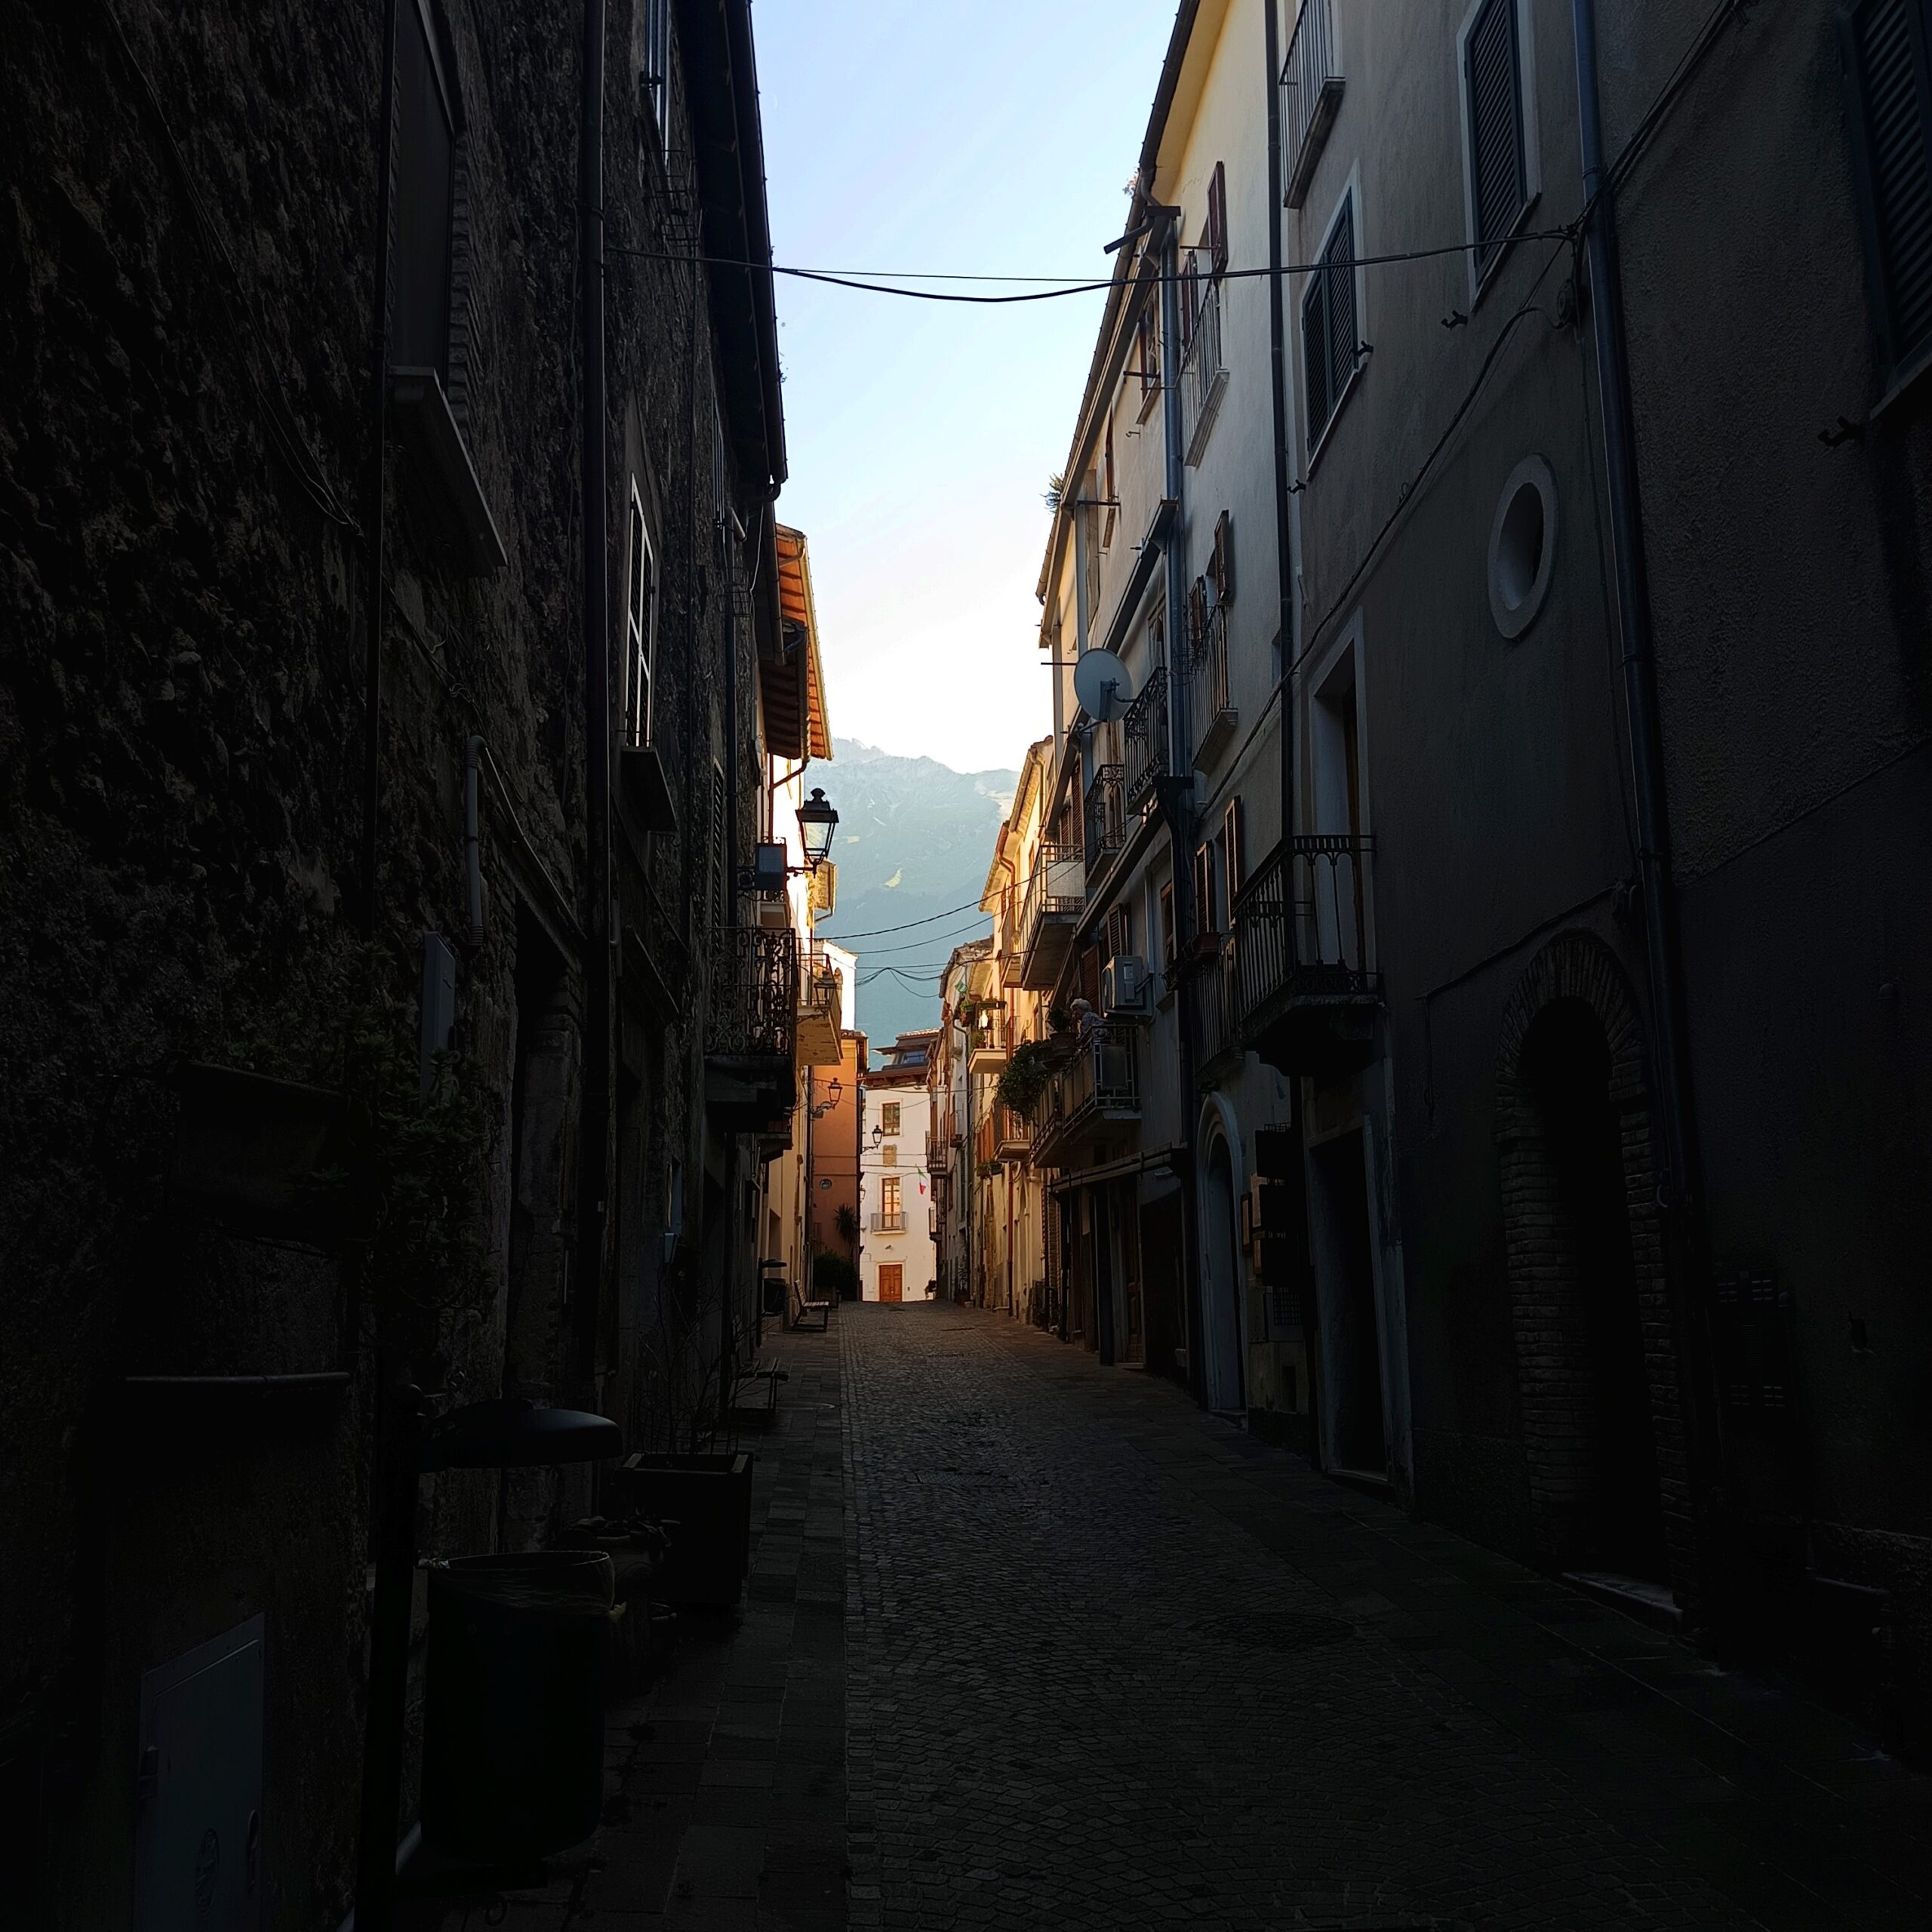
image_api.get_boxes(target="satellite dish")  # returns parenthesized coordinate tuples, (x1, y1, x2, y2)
(1072, 648, 1136, 724)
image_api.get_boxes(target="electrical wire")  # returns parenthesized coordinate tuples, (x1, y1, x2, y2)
(815, 897, 993, 940)
(602, 229, 1575, 306)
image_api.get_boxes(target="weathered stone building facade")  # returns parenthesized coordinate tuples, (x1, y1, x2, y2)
(2, 0, 814, 1921)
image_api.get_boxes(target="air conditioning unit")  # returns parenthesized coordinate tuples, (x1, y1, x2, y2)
(1100, 954, 1149, 1017)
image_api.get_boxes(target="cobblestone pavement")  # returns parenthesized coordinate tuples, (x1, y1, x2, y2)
(843, 1302, 1932, 1932)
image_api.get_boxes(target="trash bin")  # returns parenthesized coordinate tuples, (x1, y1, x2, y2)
(421, 1550, 615, 1862)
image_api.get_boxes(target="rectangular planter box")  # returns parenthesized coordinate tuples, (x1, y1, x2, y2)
(614, 1452, 753, 1608)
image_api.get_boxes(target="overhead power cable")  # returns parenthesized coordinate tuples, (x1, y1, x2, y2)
(603, 229, 1575, 305)
(817, 897, 992, 940)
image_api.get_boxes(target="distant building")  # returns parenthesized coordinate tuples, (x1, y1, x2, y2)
(860, 1032, 940, 1301)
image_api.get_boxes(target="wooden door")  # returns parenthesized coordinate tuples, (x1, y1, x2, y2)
(878, 1264, 903, 1303)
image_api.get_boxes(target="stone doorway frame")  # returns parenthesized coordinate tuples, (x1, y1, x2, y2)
(1495, 931, 1698, 1607)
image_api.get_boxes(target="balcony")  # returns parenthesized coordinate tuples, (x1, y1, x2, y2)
(704, 926, 799, 1130)
(1196, 935, 1241, 1075)
(998, 887, 1025, 988)
(1018, 841, 1084, 989)
(967, 1010, 1013, 1068)
(1084, 762, 1127, 878)
(974, 1106, 1031, 1170)
(1181, 277, 1228, 466)
(1029, 1024, 1140, 1168)
(795, 943, 844, 1067)
(1123, 666, 1170, 814)
(1189, 602, 1236, 771)
(869, 1210, 906, 1235)
(1281, 0, 1344, 211)
(1232, 835, 1380, 1077)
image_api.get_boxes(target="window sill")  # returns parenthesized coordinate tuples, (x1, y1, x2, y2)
(389, 368, 507, 575)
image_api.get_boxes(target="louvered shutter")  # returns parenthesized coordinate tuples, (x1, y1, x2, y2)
(1323, 199, 1358, 420)
(1843, 0, 1932, 375)
(1209, 162, 1229, 278)
(1223, 798, 1245, 903)
(1181, 254, 1200, 349)
(1212, 510, 1235, 608)
(1187, 577, 1208, 655)
(1301, 265, 1331, 445)
(1465, 0, 1527, 280)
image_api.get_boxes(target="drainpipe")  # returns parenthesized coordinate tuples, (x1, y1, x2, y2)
(1571, 3, 1703, 1232)
(574, 0, 611, 1405)
(1571, 0, 1717, 1589)
(464, 735, 485, 949)
(1158, 214, 1208, 1410)
(1264, 0, 1297, 855)
(359, 0, 399, 943)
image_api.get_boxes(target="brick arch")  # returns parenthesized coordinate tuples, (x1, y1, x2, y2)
(1494, 933, 1697, 1605)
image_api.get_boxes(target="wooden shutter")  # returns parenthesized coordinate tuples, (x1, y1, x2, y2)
(1137, 305, 1158, 398)
(1105, 906, 1131, 962)
(1212, 510, 1235, 608)
(1159, 882, 1177, 967)
(1103, 411, 1115, 506)
(1222, 798, 1245, 904)
(1192, 842, 1215, 937)
(1842, 0, 1932, 375)
(1187, 577, 1208, 655)
(1465, 0, 1527, 280)
(1323, 198, 1358, 423)
(1180, 254, 1200, 349)
(1208, 161, 1229, 277)
(1301, 263, 1331, 445)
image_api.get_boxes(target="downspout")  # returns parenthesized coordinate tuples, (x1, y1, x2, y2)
(464, 735, 485, 948)
(1571, 0, 1715, 1588)
(1571, 8, 1703, 1260)
(359, 0, 399, 944)
(1158, 214, 1208, 1411)
(574, 0, 611, 1404)
(1264, 0, 1295, 853)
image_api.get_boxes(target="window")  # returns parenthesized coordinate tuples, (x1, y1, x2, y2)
(1102, 411, 1117, 547)
(641, 0, 672, 162)
(1135, 303, 1160, 411)
(1159, 880, 1177, 969)
(1192, 841, 1221, 938)
(1104, 906, 1131, 963)
(881, 1177, 901, 1216)
(1211, 511, 1235, 609)
(1460, 0, 1534, 287)
(624, 486, 657, 748)
(1206, 160, 1229, 277)
(1841, 0, 1932, 381)
(1302, 192, 1359, 453)
(394, 0, 457, 377)
(1180, 251, 1201, 352)
(1220, 798, 1246, 909)
(883, 1143, 897, 1168)
(880, 1102, 901, 1134)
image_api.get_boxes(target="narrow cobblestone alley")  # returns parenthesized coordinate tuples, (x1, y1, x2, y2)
(509, 1302, 1932, 1932)
(841, 1303, 1932, 1932)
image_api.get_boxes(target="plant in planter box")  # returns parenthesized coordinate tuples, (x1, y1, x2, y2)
(996, 1041, 1055, 1118)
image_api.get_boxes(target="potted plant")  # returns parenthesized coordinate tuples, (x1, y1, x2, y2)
(996, 1041, 1055, 1119)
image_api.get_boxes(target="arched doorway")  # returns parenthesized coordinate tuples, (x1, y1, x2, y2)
(1201, 1134, 1244, 1414)
(1498, 934, 1687, 1592)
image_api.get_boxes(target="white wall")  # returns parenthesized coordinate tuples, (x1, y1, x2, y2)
(859, 1082, 937, 1300)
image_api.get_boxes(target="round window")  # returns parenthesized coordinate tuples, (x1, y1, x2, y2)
(1487, 455, 1558, 639)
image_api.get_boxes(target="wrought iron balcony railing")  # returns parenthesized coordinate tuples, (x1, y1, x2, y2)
(1189, 602, 1234, 768)
(1281, 0, 1345, 211)
(1019, 841, 1084, 977)
(1123, 665, 1170, 813)
(706, 925, 799, 1061)
(869, 1210, 906, 1234)
(1232, 835, 1379, 1062)
(1084, 763, 1127, 873)
(1197, 934, 1241, 1069)
(1029, 1023, 1140, 1163)
(1181, 275, 1227, 465)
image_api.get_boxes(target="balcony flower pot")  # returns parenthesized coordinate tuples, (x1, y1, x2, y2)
(614, 1451, 754, 1608)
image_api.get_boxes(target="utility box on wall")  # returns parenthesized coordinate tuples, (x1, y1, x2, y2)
(135, 1616, 264, 1932)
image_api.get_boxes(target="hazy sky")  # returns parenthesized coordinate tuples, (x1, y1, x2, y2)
(755, 0, 1177, 774)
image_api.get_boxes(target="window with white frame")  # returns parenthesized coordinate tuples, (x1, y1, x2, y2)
(1460, 0, 1537, 289)
(624, 484, 657, 748)
(1302, 190, 1359, 454)
(880, 1102, 901, 1134)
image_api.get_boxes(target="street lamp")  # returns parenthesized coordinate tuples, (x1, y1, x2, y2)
(797, 786, 839, 869)
(809, 1076, 842, 1121)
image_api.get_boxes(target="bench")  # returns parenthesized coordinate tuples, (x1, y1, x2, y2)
(790, 1279, 833, 1332)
